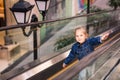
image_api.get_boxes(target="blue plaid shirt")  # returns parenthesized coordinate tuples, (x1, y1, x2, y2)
(64, 36, 102, 64)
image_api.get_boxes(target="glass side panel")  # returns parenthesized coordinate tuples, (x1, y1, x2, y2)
(38, 10, 120, 63)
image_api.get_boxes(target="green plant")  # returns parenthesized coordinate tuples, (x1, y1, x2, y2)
(108, 0, 120, 10)
(54, 35, 75, 50)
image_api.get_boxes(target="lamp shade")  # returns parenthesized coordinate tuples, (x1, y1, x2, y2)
(35, 0, 49, 12)
(10, 0, 34, 24)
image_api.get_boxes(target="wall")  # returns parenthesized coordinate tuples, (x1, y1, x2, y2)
(0, 31, 5, 45)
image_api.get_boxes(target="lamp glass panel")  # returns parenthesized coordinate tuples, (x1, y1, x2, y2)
(14, 12, 25, 23)
(26, 10, 31, 23)
(46, 0, 50, 10)
(36, 1, 46, 11)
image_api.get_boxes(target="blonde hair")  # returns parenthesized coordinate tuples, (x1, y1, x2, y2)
(75, 27, 89, 38)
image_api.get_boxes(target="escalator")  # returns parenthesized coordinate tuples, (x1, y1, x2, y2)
(0, 26, 120, 80)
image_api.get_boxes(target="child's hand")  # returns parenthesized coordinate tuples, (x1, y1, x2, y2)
(101, 32, 110, 41)
(62, 63, 67, 68)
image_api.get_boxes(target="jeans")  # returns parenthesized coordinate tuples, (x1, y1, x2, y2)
(78, 64, 95, 80)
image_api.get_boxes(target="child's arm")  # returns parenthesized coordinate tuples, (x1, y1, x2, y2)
(62, 51, 76, 68)
(62, 45, 76, 68)
(89, 31, 111, 46)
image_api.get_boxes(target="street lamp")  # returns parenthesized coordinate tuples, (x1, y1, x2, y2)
(35, 0, 49, 20)
(10, 0, 34, 36)
(10, 0, 34, 24)
(10, 0, 49, 60)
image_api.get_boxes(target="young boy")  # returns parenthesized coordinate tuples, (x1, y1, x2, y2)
(62, 27, 109, 80)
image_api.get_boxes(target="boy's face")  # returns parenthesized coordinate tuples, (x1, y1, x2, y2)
(75, 29, 87, 44)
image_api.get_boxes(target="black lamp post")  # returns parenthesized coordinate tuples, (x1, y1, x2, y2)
(87, 0, 90, 14)
(10, 0, 49, 60)
(86, 0, 90, 33)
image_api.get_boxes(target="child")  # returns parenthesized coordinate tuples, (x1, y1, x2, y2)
(62, 27, 109, 80)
